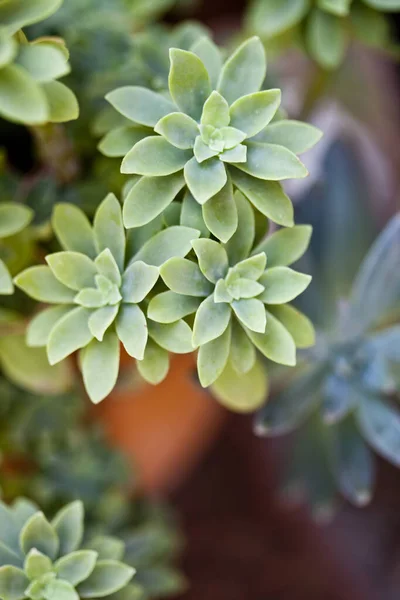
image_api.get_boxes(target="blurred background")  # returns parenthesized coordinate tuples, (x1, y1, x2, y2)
(1, 1, 400, 599)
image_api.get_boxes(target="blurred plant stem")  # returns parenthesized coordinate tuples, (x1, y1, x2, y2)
(30, 124, 81, 184)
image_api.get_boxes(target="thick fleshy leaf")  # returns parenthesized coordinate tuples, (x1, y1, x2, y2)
(246, 310, 296, 365)
(82, 332, 120, 403)
(268, 304, 315, 348)
(47, 307, 92, 365)
(95, 249, 121, 286)
(255, 120, 323, 154)
(224, 192, 255, 265)
(259, 267, 311, 304)
(0, 0, 63, 33)
(184, 157, 227, 205)
(202, 178, 238, 243)
(0, 30, 17, 69)
(192, 295, 231, 346)
(52, 204, 97, 258)
(198, 323, 231, 387)
(253, 225, 312, 267)
(41, 81, 79, 123)
(0, 65, 48, 124)
(27, 306, 71, 348)
(231, 168, 293, 226)
(121, 261, 159, 303)
(42, 578, 79, 600)
(232, 299, 266, 332)
(192, 239, 229, 283)
(154, 113, 198, 149)
(86, 537, 124, 562)
(160, 257, 212, 296)
(24, 549, 53, 580)
(357, 394, 400, 468)
(246, 0, 309, 38)
(94, 194, 125, 272)
(116, 305, 147, 360)
(193, 136, 218, 163)
(98, 126, 151, 158)
(306, 8, 348, 69)
(228, 277, 264, 299)
(229, 318, 256, 374)
(88, 306, 119, 342)
(148, 320, 193, 354)
(148, 291, 201, 323)
(46, 252, 97, 291)
(200, 91, 230, 128)
(137, 339, 170, 385)
(321, 373, 360, 424)
(219, 145, 247, 164)
(217, 37, 266, 105)
(191, 37, 222, 89)
(255, 362, 327, 435)
(15, 266, 76, 303)
(168, 48, 211, 120)
(52, 501, 83, 556)
(121, 136, 190, 176)
(0, 260, 13, 295)
(20, 513, 59, 559)
(237, 142, 308, 180)
(123, 173, 184, 228)
(0, 203, 33, 238)
(77, 560, 134, 598)
(234, 253, 267, 280)
(229, 90, 281, 138)
(55, 551, 98, 586)
(133, 226, 200, 267)
(0, 566, 29, 600)
(106, 87, 175, 126)
(211, 359, 268, 412)
(180, 191, 209, 238)
(16, 44, 69, 82)
(318, 0, 351, 16)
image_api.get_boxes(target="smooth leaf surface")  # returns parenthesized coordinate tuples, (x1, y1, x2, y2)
(121, 136, 190, 176)
(82, 332, 120, 403)
(246, 310, 296, 366)
(15, 266, 76, 304)
(197, 324, 231, 387)
(184, 157, 227, 205)
(133, 226, 200, 267)
(211, 359, 268, 413)
(116, 305, 147, 360)
(192, 295, 231, 346)
(168, 48, 211, 120)
(106, 87, 175, 126)
(253, 225, 312, 266)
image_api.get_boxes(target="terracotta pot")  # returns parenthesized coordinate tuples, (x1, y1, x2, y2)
(93, 351, 227, 494)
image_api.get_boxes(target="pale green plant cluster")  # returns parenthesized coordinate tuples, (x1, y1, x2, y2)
(0, 499, 139, 600)
(247, 0, 400, 69)
(0, 0, 78, 124)
(13, 36, 321, 408)
(0, 205, 33, 295)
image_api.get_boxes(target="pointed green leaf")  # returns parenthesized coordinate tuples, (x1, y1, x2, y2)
(121, 136, 190, 176)
(88, 306, 119, 342)
(229, 90, 281, 138)
(133, 226, 200, 267)
(0, 566, 29, 600)
(47, 307, 92, 365)
(184, 157, 227, 205)
(237, 142, 308, 180)
(0, 0, 63, 33)
(148, 292, 201, 324)
(211, 359, 268, 412)
(0, 204, 33, 238)
(154, 113, 198, 149)
(255, 120, 323, 154)
(224, 192, 255, 265)
(106, 87, 175, 126)
(217, 37, 266, 105)
(191, 37, 222, 89)
(0, 30, 17, 69)
(82, 332, 120, 404)
(137, 339, 169, 385)
(0, 65, 48, 124)
(98, 126, 150, 158)
(198, 323, 231, 387)
(0, 260, 13, 295)
(306, 8, 348, 69)
(121, 261, 159, 303)
(116, 304, 147, 360)
(214, 279, 232, 303)
(16, 44, 69, 83)
(180, 190, 209, 238)
(219, 145, 247, 164)
(52, 204, 96, 258)
(27, 306, 71, 348)
(94, 194, 125, 272)
(357, 395, 400, 468)
(15, 266, 76, 303)
(246, 0, 309, 38)
(232, 298, 266, 332)
(200, 91, 230, 128)
(259, 267, 311, 304)
(193, 295, 231, 346)
(268, 304, 315, 348)
(228, 278, 264, 299)
(202, 178, 238, 243)
(55, 551, 98, 586)
(52, 501, 83, 556)
(77, 561, 134, 598)
(192, 239, 229, 283)
(46, 252, 97, 291)
(43, 578, 79, 600)
(220, 127, 247, 149)
(95, 249, 121, 286)
(86, 537, 124, 562)
(234, 253, 266, 280)
(160, 257, 212, 296)
(193, 136, 218, 163)
(24, 549, 53, 580)
(168, 48, 211, 120)
(229, 318, 256, 374)
(253, 225, 312, 266)
(41, 81, 79, 123)
(123, 173, 184, 228)
(247, 310, 296, 365)
(20, 513, 59, 560)
(148, 320, 193, 354)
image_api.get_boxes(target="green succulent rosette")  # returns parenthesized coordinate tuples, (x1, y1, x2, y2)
(103, 36, 321, 242)
(0, 0, 78, 124)
(0, 498, 137, 600)
(0, 204, 33, 295)
(148, 199, 315, 411)
(14, 194, 200, 403)
(247, 0, 400, 70)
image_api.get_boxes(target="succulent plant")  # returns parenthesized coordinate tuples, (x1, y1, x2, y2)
(103, 36, 321, 241)
(0, 498, 136, 600)
(246, 0, 400, 69)
(0, 0, 78, 125)
(0, 205, 33, 295)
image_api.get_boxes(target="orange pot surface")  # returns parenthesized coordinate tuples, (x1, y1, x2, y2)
(93, 352, 226, 495)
